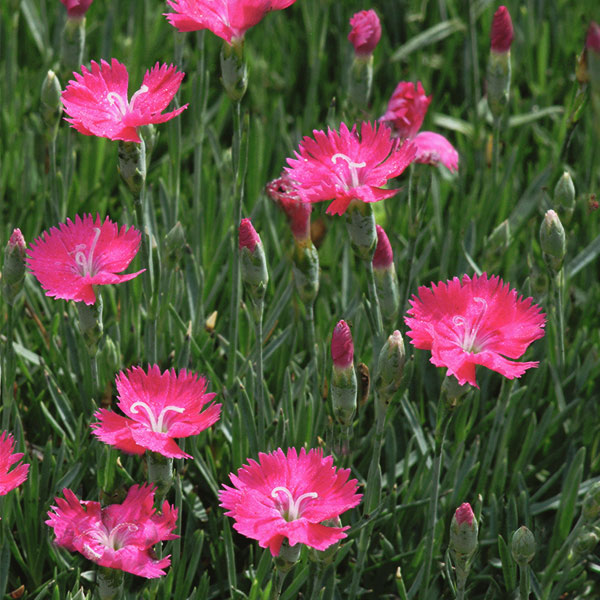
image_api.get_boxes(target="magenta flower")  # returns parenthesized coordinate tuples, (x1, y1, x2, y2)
(0, 431, 29, 496)
(61, 59, 188, 143)
(331, 320, 354, 369)
(266, 173, 312, 241)
(219, 447, 361, 556)
(26, 214, 143, 305)
(164, 0, 298, 44)
(60, 0, 93, 18)
(405, 273, 545, 387)
(285, 121, 416, 216)
(490, 6, 514, 53)
(380, 81, 458, 172)
(92, 365, 220, 459)
(46, 484, 178, 578)
(348, 9, 381, 57)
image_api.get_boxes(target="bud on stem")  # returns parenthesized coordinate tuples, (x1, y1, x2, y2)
(221, 39, 248, 103)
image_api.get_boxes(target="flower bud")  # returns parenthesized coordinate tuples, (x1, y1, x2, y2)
(345, 200, 377, 262)
(2, 229, 27, 305)
(380, 81, 431, 140)
(220, 40, 247, 103)
(490, 6, 514, 53)
(511, 526, 536, 564)
(553, 172, 576, 224)
(331, 320, 357, 426)
(239, 219, 269, 319)
(348, 10, 381, 57)
(373, 225, 400, 322)
(450, 503, 478, 562)
(487, 7, 513, 118)
(582, 481, 600, 523)
(60, 0, 93, 18)
(164, 221, 186, 267)
(377, 330, 406, 403)
(573, 525, 600, 556)
(292, 240, 320, 305)
(540, 209, 566, 271)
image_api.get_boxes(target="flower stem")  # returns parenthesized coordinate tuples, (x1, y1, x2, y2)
(365, 259, 383, 338)
(306, 302, 321, 413)
(518, 563, 530, 600)
(1, 304, 16, 430)
(554, 268, 565, 372)
(420, 415, 451, 600)
(255, 303, 266, 444)
(492, 116, 501, 192)
(49, 135, 60, 222)
(97, 566, 123, 600)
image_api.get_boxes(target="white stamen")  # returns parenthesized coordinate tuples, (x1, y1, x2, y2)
(74, 227, 101, 277)
(331, 153, 366, 189)
(452, 296, 489, 353)
(271, 486, 318, 521)
(129, 85, 149, 111)
(129, 401, 185, 433)
(106, 84, 148, 116)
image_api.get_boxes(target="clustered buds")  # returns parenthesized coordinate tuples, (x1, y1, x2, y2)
(330, 320, 357, 427)
(347, 10, 380, 109)
(2, 229, 27, 306)
(540, 209, 566, 272)
(487, 6, 513, 118)
(239, 218, 269, 319)
(372, 225, 400, 322)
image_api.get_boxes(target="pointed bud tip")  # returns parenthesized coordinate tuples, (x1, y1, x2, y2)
(491, 6, 514, 53)
(455, 502, 475, 526)
(373, 225, 394, 269)
(8, 229, 26, 253)
(239, 218, 260, 252)
(331, 320, 354, 368)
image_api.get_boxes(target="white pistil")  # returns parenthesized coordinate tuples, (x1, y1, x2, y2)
(107, 84, 149, 116)
(271, 486, 318, 521)
(74, 227, 101, 277)
(452, 296, 489, 353)
(129, 401, 185, 433)
(331, 153, 366, 189)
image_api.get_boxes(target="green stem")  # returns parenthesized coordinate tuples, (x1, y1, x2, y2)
(349, 523, 373, 600)
(306, 303, 319, 400)
(555, 269, 565, 371)
(49, 135, 60, 222)
(519, 563, 530, 600)
(255, 305, 266, 444)
(227, 101, 244, 387)
(421, 417, 451, 600)
(492, 117, 501, 193)
(365, 259, 383, 338)
(97, 566, 124, 600)
(2, 304, 15, 430)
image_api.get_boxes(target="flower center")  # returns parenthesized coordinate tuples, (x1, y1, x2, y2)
(451, 296, 491, 354)
(129, 401, 185, 433)
(271, 486, 318, 521)
(81, 522, 139, 558)
(74, 227, 101, 277)
(331, 153, 366, 189)
(106, 84, 149, 117)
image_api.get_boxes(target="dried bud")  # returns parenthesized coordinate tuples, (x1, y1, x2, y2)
(511, 526, 536, 564)
(2, 229, 27, 305)
(450, 503, 478, 561)
(348, 10, 381, 57)
(377, 330, 406, 402)
(220, 40, 247, 103)
(266, 173, 312, 241)
(540, 209, 566, 271)
(239, 219, 268, 318)
(490, 6, 514, 53)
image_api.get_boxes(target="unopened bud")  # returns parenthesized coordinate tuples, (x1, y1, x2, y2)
(220, 40, 247, 103)
(164, 222, 186, 267)
(442, 375, 470, 409)
(582, 482, 600, 523)
(346, 201, 376, 261)
(2, 229, 27, 305)
(377, 330, 406, 403)
(511, 526, 536, 564)
(450, 503, 478, 562)
(540, 209, 566, 271)
(487, 7, 513, 119)
(348, 10, 381, 57)
(490, 6, 514, 53)
(239, 219, 268, 318)
(573, 525, 600, 556)
(100, 336, 120, 373)
(554, 172, 576, 224)
(60, 0, 93, 18)
(373, 225, 400, 322)
(41, 70, 63, 141)
(331, 320, 357, 426)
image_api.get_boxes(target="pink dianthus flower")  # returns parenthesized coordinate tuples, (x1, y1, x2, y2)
(26, 214, 143, 306)
(405, 273, 545, 387)
(285, 121, 416, 216)
(61, 59, 188, 143)
(91, 365, 220, 459)
(60, 0, 93, 18)
(46, 484, 178, 578)
(219, 447, 361, 556)
(164, 0, 298, 44)
(0, 431, 29, 496)
(348, 9, 381, 57)
(380, 81, 459, 172)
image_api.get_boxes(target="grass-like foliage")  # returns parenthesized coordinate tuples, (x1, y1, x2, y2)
(1, 0, 600, 598)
